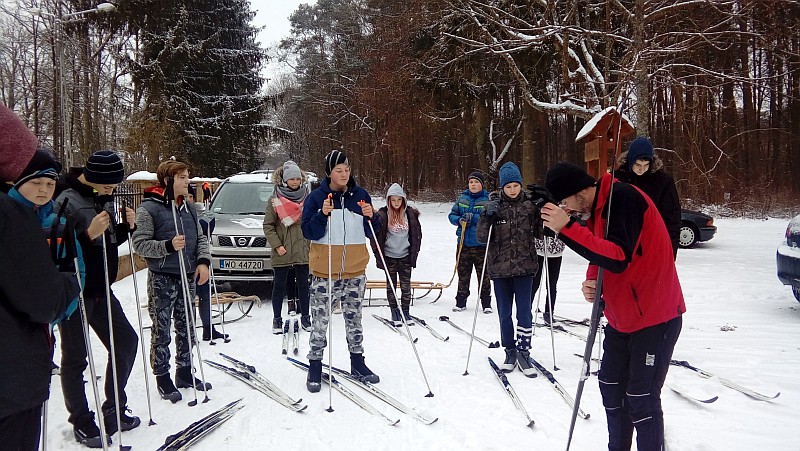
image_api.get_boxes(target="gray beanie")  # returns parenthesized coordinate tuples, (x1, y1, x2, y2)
(282, 160, 302, 182)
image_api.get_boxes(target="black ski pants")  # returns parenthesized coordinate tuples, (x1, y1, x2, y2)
(272, 264, 310, 318)
(598, 315, 682, 451)
(0, 405, 42, 451)
(59, 291, 138, 425)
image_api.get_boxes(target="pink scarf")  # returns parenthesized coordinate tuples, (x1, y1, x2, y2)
(272, 191, 305, 226)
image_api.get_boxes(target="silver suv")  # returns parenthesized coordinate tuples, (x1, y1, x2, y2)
(202, 173, 275, 289)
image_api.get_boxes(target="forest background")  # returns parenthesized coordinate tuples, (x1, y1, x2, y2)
(1, 0, 799, 212)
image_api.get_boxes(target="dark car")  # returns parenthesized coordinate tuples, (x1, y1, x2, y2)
(777, 214, 800, 302)
(679, 209, 717, 248)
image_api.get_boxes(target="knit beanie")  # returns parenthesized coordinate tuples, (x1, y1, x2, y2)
(498, 162, 523, 188)
(545, 162, 597, 202)
(626, 137, 654, 170)
(0, 103, 38, 182)
(14, 148, 61, 188)
(282, 160, 302, 182)
(84, 150, 124, 184)
(324, 150, 349, 176)
(467, 171, 485, 188)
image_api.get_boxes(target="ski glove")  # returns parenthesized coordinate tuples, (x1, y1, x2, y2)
(527, 183, 556, 207)
(460, 213, 473, 225)
(484, 201, 500, 220)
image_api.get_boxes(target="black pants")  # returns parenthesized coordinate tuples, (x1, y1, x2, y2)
(383, 256, 413, 309)
(0, 405, 43, 451)
(59, 291, 139, 425)
(531, 255, 562, 314)
(599, 316, 682, 451)
(455, 246, 491, 308)
(272, 265, 310, 318)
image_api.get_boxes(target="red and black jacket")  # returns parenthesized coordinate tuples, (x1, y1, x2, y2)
(558, 173, 685, 333)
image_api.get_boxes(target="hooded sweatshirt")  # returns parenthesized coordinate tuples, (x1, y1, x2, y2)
(371, 184, 422, 270)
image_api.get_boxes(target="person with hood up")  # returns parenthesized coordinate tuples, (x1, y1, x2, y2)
(448, 171, 492, 313)
(0, 103, 80, 451)
(55, 149, 141, 447)
(263, 160, 312, 333)
(476, 162, 542, 377)
(132, 159, 212, 403)
(616, 137, 681, 258)
(300, 150, 381, 392)
(370, 183, 422, 325)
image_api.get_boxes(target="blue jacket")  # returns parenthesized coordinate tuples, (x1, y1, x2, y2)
(448, 189, 489, 247)
(8, 189, 85, 324)
(301, 177, 380, 278)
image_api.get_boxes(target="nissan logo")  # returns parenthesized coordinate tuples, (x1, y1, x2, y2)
(237, 237, 249, 247)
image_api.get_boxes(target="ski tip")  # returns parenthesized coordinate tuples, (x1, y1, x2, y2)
(444, 336, 450, 341)
(438, 315, 449, 321)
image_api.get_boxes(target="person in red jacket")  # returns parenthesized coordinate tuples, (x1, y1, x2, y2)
(541, 162, 685, 451)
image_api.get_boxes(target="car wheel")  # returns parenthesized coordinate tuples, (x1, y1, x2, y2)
(793, 286, 800, 302)
(679, 223, 698, 248)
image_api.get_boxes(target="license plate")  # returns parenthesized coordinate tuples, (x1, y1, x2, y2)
(219, 259, 264, 270)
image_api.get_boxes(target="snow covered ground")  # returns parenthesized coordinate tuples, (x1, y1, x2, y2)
(45, 201, 799, 450)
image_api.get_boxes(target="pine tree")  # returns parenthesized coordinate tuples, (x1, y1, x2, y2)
(130, 0, 265, 175)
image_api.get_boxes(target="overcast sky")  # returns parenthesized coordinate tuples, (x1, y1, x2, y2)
(250, 0, 315, 80)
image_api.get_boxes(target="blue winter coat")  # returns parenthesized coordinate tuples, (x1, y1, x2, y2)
(448, 189, 489, 247)
(8, 188, 85, 324)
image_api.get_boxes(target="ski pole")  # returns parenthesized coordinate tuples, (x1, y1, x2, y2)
(41, 399, 47, 451)
(326, 193, 335, 413)
(464, 222, 493, 376)
(98, 207, 125, 451)
(542, 236, 559, 371)
(361, 200, 434, 397)
(72, 253, 110, 451)
(170, 197, 210, 406)
(123, 202, 156, 425)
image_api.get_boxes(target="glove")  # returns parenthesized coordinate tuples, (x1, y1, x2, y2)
(460, 212, 473, 225)
(527, 183, 555, 207)
(484, 201, 500, 219)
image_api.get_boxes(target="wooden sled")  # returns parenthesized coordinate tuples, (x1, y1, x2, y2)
(139, 291, 261, 324)
(208, 292, 261, 324)
(364, 280, 444, 306)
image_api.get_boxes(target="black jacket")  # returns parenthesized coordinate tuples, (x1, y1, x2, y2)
(55, 168, 131, 297)
(617, 154, 681, 257)
(0, 192, 78, 418)
(371, 205, 422, 269)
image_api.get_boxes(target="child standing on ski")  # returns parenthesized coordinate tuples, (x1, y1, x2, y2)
(263, 160, 312, 333)
(301, 150, 381, 392)
(55, 150, 141, 447)
(448, 171, 492, 313)
(370, 183, 422, 325)
(132, 160, 212, 402)
(477, 162, 542, 376)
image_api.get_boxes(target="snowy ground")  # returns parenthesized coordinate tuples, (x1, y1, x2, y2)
(45, 202, 800, 450)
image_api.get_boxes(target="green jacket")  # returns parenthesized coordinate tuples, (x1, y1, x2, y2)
(263, 193, 310, 268)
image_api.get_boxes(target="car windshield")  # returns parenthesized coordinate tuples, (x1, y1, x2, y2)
(209, 182, 274, 215)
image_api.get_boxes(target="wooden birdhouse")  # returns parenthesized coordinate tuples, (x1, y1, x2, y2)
(575, 107, 636, 179)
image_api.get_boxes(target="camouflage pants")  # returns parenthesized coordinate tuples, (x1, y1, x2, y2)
(307, 275, 366, 361)
(384, 256, 412, 309)
(147, 272, 196, 376)
(456, 246, 492, 308)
